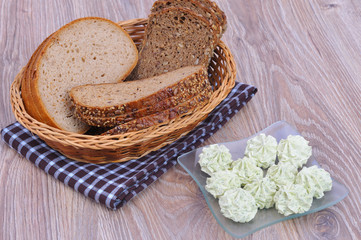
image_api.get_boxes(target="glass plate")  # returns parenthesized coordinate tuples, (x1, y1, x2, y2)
(177, 121, 349, 238)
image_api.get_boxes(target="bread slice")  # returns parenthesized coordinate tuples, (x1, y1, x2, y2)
(70, 65, 208, 117)
(102, 88, 212, 135)
(127, 7, 218, 80)
(75, 77, 210, 126)
(76, 84, 212, 127)
(151, 0, 222, 37)
(21, 17, 138, 133)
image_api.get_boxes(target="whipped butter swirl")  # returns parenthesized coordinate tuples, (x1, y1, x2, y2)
(199, 144, 232, 175)
(219, 188, 258, 223)
(277, 135, 312, 168)
(245, 133, 277, 169)
(205, 170, 242, 198)
(244, 177, 277, 209)
(274, 184, 313, 216)
(266, 162, 298, 189)
(231, 157, 263, 186)
(295, 166, 332, 199)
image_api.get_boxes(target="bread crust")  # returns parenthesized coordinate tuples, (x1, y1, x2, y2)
(22, 34, 57, 126)
(21, 39, 42, 122)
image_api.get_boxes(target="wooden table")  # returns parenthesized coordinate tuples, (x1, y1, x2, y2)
(1, 0, 360, 239)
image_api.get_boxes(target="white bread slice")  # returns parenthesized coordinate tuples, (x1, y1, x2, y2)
(23, 17, 138, 133)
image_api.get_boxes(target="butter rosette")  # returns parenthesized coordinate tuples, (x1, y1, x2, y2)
(274, 184, 313, 216)
(277, 135, 312, 168)
(205, 170, 242, 198)
(231, 157, 263, 186)
(295, 166, 332, 199)
(245, 133, 277, 169)
(244, 177, 277, 209)
(266, 162, 298, 189)
(219, 188, 258, 223)
(198, 144, 232, 175)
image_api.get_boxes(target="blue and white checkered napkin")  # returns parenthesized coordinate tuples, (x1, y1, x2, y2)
(1, 82, 257, 209)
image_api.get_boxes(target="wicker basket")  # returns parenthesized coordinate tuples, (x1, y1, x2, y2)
(10, 18, 236, 164)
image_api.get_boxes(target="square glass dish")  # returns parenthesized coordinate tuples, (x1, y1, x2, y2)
(177, 121, 348, 238)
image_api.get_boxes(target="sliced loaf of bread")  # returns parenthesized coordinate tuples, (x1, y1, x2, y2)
(127, 7, 218, 80)
(21, 17, 138, 133)
(76, 84, 212, 127)
(102, 88, 212, 135)
(70, 65, 208, 117)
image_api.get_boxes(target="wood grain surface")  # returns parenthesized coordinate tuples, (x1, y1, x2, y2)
(1, 0, 360, 239)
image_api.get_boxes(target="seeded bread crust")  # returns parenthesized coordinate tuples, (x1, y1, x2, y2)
(71, 66, 208, 117)
(127, 7, 218, 80)
(102, 88, 212, 135)
(22, 17, 138, 133)
(197, 0, 227, 33)
(75, 75, 210, 123)
(151, 0, 222, 37)
(77, 84, 212, 127)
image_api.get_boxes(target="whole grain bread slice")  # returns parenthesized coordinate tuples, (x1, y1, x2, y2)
(151, 0, 222, 37)
(101, 88, 212, 135)
(77, 84, 212, 127)
(22, 17, 138, 133)
(75, 76, 210, 126)
(127, 7, 218, 80)
(71, 65, 208, 117)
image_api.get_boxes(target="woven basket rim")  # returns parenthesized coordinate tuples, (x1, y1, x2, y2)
(10, 18, 236, 152)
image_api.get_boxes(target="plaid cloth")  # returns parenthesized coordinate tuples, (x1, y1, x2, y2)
(1, 82, 257, 209)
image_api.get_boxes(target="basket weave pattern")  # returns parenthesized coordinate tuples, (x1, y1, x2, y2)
(10, 18, 236, 164)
